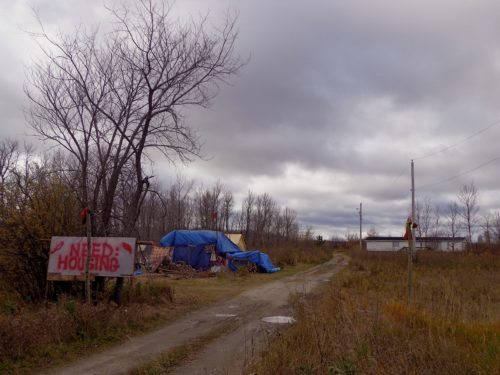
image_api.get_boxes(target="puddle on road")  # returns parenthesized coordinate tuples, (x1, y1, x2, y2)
(215, 313, 238, 318)
(261, 316, 296, 324)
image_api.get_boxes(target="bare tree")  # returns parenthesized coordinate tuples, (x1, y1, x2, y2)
(283, 207, 298, 242)
(0, 139, 19, 183)
(414, 198, 432, 238)
(491, 212, 500, 244)
(242, 191, 255, 245)
(221, 190, 234, 232)
(272, 207, 285, 245)
(446, 201, 462, 240)
(252, 193, 276, 246)
(457, 182, 479, 244)
(25, 0, 242, 303)
(481, 214, 493, 245)
(303, 226, 315, 241)
(194, 182, 223, 230)
(168, 175, 195, 231)
(431, 206, 442, 236)
(0, 139, 19, 203)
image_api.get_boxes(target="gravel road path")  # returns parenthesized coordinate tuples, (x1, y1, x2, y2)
(43, 253, 348, 375)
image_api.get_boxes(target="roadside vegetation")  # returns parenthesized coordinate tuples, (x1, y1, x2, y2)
(249, 250, 500, 375)
(0, 242, 332, 374)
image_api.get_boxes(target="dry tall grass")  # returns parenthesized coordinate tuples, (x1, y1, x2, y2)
(249, 250, 500, 375)
(265, 242, 333, 267)
(0, 281, 175, 373)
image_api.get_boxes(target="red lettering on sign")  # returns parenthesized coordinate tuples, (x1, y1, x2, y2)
(120, 242, 133, 254)
(51, 241, 65, 254)
(92, 241, 101, 256)
(57, 255, 69, 269)
(102, 242, 114, 257)
(110, 257, 119, 272)
(69, 242, 80, 257)
(80, 243, 88, 258)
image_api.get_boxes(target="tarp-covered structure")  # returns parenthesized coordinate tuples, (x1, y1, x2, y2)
(159, 230, 280, 273)
(226, 251, 280, 273)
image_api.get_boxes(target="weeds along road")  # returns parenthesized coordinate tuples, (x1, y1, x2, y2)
(43, 253, 349, 375)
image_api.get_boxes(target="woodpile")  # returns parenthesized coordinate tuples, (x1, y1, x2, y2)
(157, 262, 216, 279)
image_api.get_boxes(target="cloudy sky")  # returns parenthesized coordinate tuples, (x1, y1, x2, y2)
(2, 0, 500, 238)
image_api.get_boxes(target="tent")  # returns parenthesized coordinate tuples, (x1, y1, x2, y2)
(159, 230, 280, 273)
(226, 233, 247, 250)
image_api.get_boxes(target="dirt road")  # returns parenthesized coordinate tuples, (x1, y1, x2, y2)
(43, 253, 348, 375)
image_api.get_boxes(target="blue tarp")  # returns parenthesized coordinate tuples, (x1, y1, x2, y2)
(172, 245, 211, 270)
(160, 230, 241, 254)
(227, 251, 281, 273)
(159, 230, 280, 273)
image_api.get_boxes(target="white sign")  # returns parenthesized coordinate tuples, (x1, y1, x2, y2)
(47, 237, 136, 278)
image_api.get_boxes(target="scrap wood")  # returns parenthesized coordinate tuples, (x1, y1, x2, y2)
(158, 262, 215, 279)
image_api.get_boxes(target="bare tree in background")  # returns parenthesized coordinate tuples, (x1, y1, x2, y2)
(491, 212, 500, 244)
(25, 0, 242, 303)
(273, 207, 285, 245)
(168, 176, 195, 231)
(0, 139, 19, 203)
(481, 214, 493, 245)
(252, 193, 276, 246)
(242, 191, 255, 245)
(414, 198, 432, 238)
(283, 207, 298, 242)
(457, 182, 479, 244)
(446, 201, 462, 243)
(195, 182, 223, 230)
(221, 190, 234, 232)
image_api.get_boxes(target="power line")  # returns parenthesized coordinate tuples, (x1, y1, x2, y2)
(420, 154, 500, 189)
(389, 167, 407, 185)
(412, 119, 500, 160)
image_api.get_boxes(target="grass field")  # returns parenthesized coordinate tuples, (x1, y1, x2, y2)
(249, 250, 500, 375)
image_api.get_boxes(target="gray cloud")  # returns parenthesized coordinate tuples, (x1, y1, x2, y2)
(3, 0, 500, 237)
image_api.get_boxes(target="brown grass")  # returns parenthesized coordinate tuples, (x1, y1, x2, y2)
(249, 250, 500, 375)
(265, 242, 333, 267)
(0, 281, 177, 373)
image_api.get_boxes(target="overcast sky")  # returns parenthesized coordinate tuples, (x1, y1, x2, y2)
(2, 0, 500, 239)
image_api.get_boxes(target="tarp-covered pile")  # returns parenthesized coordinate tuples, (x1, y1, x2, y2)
(159, 230, 280, 273)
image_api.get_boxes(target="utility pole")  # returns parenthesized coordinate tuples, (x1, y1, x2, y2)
(359, 202, 363, 250)
(408, 160, 416, 305)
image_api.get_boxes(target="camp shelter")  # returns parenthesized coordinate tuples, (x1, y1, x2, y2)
(226, 233, 247, 250)
(159, 230, 280, 273)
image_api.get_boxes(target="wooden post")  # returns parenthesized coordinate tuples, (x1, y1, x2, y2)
(408, 160, 415, 305)
(85, 211, 92, 304)
(359, 202, 362, 250)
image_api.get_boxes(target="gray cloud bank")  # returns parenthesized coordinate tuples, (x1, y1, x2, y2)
(3, 0, 500, 237)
